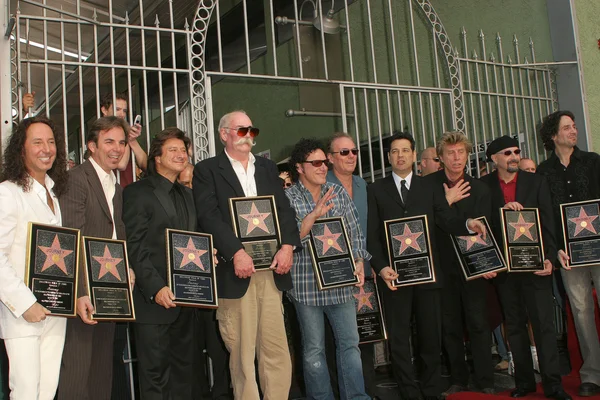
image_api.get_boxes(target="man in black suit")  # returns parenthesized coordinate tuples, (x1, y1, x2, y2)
(480, 135, 571, 400)
(123, 128, 198, 399)
(367, 131, 485, 400)
(193, 111, 301, 399)
(426, 132, 495, 396)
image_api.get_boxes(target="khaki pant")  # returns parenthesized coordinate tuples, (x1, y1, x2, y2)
(216, 272, 291, 400)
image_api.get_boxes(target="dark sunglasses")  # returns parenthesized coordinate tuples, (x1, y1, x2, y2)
(502, 149, 521, 156)
(423, 157, 440, 162)
(303, 159, 330, 167)
(284, 182, 292, 188)
(225, 126, 260, 138)
(331, 148, 359, 156)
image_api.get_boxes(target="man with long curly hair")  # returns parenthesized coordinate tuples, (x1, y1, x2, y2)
(0, 116, 69, 399)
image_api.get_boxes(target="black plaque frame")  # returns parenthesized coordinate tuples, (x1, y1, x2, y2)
(560, 199, 600, 268)
(82, 236, 135, 321)
(166, 229, 218, 308)
(25, 222, 80, 317)
(229, 195, 282, 270)
(384, 215, 436, 287)
(500, 208, 545, 272)
(307, 216, 359, 290)
(352, 276, 387, 344)
(450, 216, 507, 280)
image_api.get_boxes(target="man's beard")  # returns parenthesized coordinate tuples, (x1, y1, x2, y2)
(507, 162, 519, 173)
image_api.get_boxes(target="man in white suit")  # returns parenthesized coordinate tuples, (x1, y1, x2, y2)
(0, 116, 70, 399)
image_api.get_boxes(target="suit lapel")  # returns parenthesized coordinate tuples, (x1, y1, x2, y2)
(150, 176, 178, 222)
(254, 159, 268, 196)
(23, 187, 54, 221)
(404, 175, 419, 209)
(217, 152, 245, 197)
(382, 175, 404, 209)
(83, 161, 112, 221)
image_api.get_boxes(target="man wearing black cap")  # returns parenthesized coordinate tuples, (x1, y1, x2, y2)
(480, 135, 571, 400)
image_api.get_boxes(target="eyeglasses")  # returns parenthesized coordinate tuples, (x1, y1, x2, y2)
(501, 149, 521, 156)
(224, 126, 260, 138)
(303, 159, 330, 167)
(331, 148, 359, 156)
(422, 157, 440, 163)
(284, 182, 292, 188)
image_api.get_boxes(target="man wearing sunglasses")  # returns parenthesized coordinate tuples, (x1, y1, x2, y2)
(324, 132, 380, 399)
(480, 135, 571, 400)
(193, 111, 301, 400)
(420, 147, 442, 176)
(285, 138, 370, 400)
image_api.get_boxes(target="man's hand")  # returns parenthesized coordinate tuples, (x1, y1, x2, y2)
(22, 302, 50, 323)
(444, 180, 470, 206)
(466, 218, 487, 240)
(213, 248, 219, 266)
(534, 259, 553, 276)
(504, 201, 524, 211)
(22, 92, 35, 112)
(128, 123, 142, 142)
(354, 260, 365, 287)
(128, 268, 136, 289)
(379, 266, 399, 291)
(233, 249, 255, 278)
(155, 287, 176, 309)
(557, 249, 570, 270)
(271, 244, 293, 275)
(312, 187, 336, 219)
(481, 271, 497, 280)
(76, 296, 97, 325)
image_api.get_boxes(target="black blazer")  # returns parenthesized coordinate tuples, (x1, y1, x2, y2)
(122, 174, 197, 324)
(367, 174, 469, 290)
(479, 170, 556, 288)
(426, 170, 493, 281)
(193, 152, 301, 299)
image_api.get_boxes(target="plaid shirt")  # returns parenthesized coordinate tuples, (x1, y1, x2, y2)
(285, 181, 370, 306)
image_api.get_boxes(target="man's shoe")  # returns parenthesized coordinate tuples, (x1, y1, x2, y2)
(546, 389, 572, 400)
(579, 382, 600, 397)
(510, 388, 536, 398)
(442, 384, 467, 398)
(481, 388, 496, 395)
(495, 360, 509, 371)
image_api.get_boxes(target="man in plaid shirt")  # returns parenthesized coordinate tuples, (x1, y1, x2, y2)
(285, 138, 371, 400)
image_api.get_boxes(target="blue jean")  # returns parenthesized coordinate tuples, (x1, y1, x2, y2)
(292, 299, 370, 400)
(493, 325, 509, 361)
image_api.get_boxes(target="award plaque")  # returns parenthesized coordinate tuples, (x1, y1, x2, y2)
(384, 215, 435, 287)
(307, 217, 359, 290)
(25, 223, 80, 317)
(81, 237, 135, 321)
(450, 217, 507, 280)
(229, 195, 281, 270)
(500, 208, 545, 272)
(560, 199, 600, 268)
(166, 229, 218, 308)
(352, 276, 387, 344)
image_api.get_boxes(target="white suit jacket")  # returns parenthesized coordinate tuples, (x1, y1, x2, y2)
(0, 177, 62, 339)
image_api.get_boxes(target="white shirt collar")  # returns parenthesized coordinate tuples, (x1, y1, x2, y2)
(392, 170, 413, 189)
(224, 149, 255, 168)
(89, 156, 116, 186)
(29, 174, 56, 197)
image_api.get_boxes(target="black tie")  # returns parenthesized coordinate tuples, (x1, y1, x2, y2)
(400, 180, 409, 206)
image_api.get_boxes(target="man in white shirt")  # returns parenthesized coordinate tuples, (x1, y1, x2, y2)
(0, 116, 70, 399)
(193, 110, 301, 399)
(57, 116, 131, 400)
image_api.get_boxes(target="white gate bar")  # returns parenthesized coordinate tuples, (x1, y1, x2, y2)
(374, 90, 385, 171)
(388, 0, 400, 86)
(93, 11, 100, 117)
(497, 34, 512, 135)
(169, 0, 180, 118)
(76, 0, 85, 159)
(365, 0, 377, 83)
(267, 0, 278, 76)
(507, 56, 521, 148)
(362, 88, 375, 183)
(479, 30, 495, 140)
(351, 87, 362, 176)
(242, 0, 251, 74)
(292, 0, 303, 79)
(216, 0, 223, 72)
(316, 0, 329, 80)
(138, 0, 151, 151)
(42, 0, 49, 117)
(473, 51, 487, 158)
(109, 0, 118, 128)
(342, 0, 355, 81)
(60, 6, 68, 157)
(155, 15, 165, 130)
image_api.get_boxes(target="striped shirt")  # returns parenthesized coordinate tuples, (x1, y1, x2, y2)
(285, 181, 370, 306)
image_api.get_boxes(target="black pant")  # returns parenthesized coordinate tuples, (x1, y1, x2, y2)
(380, 279, 442, 398)
(111, 323, 130, 400)
(496, 276, 562, 395)
(134, 308, 195, 400)
(441, 273, 494, 389)
(193, 309, 232, 400)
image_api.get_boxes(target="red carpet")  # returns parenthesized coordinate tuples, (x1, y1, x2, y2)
(447, 376, 599, 399)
